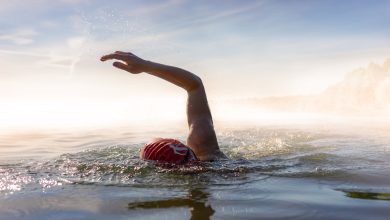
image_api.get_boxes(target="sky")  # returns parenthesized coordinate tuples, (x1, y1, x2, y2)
(1, 0, 390, 129)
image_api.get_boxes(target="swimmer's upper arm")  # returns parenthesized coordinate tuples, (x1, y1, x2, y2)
(186, 84, 225, 161)
(187, 117, 220, 161)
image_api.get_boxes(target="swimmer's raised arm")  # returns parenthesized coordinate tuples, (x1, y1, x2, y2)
(101, 51, 226, 161)
(101, 51, 201, 91)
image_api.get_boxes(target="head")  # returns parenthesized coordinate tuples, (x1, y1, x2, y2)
(140, 138, 198, 165)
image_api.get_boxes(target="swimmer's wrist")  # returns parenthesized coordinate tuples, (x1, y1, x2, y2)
(141, 60, 156, 73)
(142, 60, 167, 75)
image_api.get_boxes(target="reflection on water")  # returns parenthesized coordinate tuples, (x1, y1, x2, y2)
(128, 189, 214, 220)
(342, 190, 390, 201)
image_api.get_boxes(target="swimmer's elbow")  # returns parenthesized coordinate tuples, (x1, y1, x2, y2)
(187, 75, 203, 91)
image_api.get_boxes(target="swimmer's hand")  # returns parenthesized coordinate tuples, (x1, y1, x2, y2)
(100, 51, 148, 74)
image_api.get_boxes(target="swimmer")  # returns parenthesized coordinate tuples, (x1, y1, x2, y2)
(101, 51, 226, 164)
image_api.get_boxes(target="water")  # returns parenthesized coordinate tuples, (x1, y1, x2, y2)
(1, 122, 390, 220)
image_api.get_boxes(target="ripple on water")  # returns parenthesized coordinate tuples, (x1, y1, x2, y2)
(1, 144, 282, 194)
(1, 127, 390, 195)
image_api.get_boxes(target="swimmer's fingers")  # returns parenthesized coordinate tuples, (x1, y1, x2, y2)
(113, 61, 129, 71)
(101, 51, 145, 74)
(113, 61, 143, 74)
(114, 51, 134, 56)
(100, 53, 128, 62)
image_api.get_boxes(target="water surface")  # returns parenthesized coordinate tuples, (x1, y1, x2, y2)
(1, 123, 390, 219)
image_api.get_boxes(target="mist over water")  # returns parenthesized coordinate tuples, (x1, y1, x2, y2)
(243, 59, 390, 118)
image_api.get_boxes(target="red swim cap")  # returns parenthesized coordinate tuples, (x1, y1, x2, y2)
(140, 138, 198, 164)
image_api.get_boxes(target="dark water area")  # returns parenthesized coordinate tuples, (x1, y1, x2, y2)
(1, 123, 390, 219)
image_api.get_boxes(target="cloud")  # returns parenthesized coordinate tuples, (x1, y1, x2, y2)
(0, 0, 87, 12)
(151, 1, 264, 33)
(40, 20, 58, 28)
(320, 59, 390, 111)
(182, 2, 264, 26)
(0, 28, 38, 45)
(128, 0, 183, 17)
(0, 35, 86, 76)
(35, 37, 86, 75)
(0, 49, 49, 58)
(249, 58, 390, 116)
(67, 37, 86, 49)
(59, 0, 88, 4)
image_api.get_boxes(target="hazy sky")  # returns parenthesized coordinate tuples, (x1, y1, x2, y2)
(1, 0, 390, 129)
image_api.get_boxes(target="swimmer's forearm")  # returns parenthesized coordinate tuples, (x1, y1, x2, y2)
(143, 61, 202, 91)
